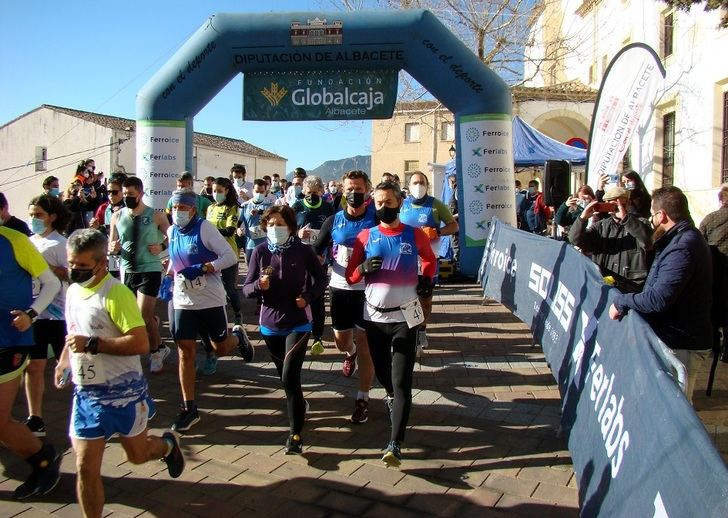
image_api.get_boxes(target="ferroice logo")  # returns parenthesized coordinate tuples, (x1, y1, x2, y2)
(261, 83, 288, 107)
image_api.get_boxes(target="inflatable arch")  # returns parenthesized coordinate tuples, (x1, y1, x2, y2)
(136, 9, 515, 276)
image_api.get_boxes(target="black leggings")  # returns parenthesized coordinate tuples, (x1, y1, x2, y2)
(264, 331, 309, 435)
(364, 320, 418, 443)
(220, 264, 241, 314)
(310, 294, 325, 339)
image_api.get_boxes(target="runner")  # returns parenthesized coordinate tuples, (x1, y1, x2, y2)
(109, 176, 170, 373)
(346, 180, 437, 467)
(58, 229, 184, 517)
(0, 214, 62, 500)
(166, 189, 254, 432)
(313, 170, 377, 423)
(242, 205, 327, 454)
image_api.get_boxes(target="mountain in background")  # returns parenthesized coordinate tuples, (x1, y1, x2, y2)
(301, 155, 371, 182)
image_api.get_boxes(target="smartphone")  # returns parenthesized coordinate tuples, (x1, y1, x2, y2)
(608, 173, 619, 184)
(594, 202, 617, 213)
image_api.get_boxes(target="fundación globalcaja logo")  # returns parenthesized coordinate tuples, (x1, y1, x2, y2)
(261, 83, 289, 107)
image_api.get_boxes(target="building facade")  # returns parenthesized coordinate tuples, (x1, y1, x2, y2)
(0, 105, 286, 215)
(524, 0, 728, 222)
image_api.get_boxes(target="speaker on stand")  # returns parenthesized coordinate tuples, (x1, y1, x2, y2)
(543, 160, 571, 239)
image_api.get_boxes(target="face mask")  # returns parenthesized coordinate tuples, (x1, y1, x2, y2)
(294, 185, 303, 198)
(252, 192, 265, 203)
(346, 192, 366, 209)
(272, 181, 280, 188)
(410, 184, 427, 199)
(267, 225, 290, 245)
(172, 209, 191, 228)
(29, 217, 47, 235)
(329, 186, 338, 195)
(124, 196, 139, 210)
(376, 206, 399, 224)
(625, 182, 636, 191)
(528, 187, 536, 195)
(234, 178, 245, 187)
(213, 192, 226, 204)
(577, 199, 588, 209)
(70, 264, 98, 287)
(305, 193, 321, 205)
(49, 187, 60, 197)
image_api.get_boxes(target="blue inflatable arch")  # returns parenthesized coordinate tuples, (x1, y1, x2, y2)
(137, 9, 515, 276)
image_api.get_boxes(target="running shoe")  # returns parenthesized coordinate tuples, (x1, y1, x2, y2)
(25, 416, 46, 437)
(385, 394, 394, 424)
(234, 312, 242, 325)
(162, 431, 185, 478)
(233, 325, 255, 362)
(13, 445, 61, 500)
(342, 352, 357, 377)
(382, 440, 402, 468)
(150, 346, 171, 373)
(285, 434, 303, 455)
(310, 338, 325, 355)
(351, 399, 369, 424)
(201, 354, 218, 375)
(172, 405, 200, 432)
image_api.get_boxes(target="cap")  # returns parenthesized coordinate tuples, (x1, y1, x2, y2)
(603, 186, 629, 201)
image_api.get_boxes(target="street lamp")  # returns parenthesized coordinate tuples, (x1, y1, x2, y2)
(449, 144, 456, 159)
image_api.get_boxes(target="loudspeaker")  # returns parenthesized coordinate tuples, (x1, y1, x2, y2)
(543, 160, 570, 207)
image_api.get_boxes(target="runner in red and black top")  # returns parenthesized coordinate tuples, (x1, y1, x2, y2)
(346, 181, 436, 468)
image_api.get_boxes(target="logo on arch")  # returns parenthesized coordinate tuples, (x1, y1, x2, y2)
(261, 83, 289, 107)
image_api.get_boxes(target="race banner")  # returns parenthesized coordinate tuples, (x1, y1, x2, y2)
(243, 69, 398, 120)
(135, 120, 185, 210)
(479, 219, 728, 517)
(458, 114, 516, 247)
(585, 43, 665, 188)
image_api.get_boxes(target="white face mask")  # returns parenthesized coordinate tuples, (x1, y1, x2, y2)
(410, 184, 427, 199)
(252, 192, 265, 203)
(234, 178, 245, 187)
(329, 186, 338, 195)
(172, 209, 191, 228)
(267, 225, 290, 245)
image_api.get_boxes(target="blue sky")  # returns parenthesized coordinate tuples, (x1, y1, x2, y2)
(0, 0, 373, 171)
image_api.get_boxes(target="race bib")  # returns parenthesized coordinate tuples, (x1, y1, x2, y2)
(249, 225, 266, 240)
(335, 245, 353, 268)
(108, 254, 121, 272)
(175, 273, 207, 292)
(400, 298, 425, 329)
(302, 228, 320, 245)
(70, 353, 107, 386)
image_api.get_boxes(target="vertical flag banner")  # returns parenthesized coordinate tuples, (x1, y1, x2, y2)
(136, 120, 186, 209)
(458, 114, 516, 246)
(585, 43, 666, 188)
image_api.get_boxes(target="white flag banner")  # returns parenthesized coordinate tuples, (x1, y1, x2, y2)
(586, 43, 666, 188)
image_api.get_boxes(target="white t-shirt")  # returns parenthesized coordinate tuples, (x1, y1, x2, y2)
(31, 231, 68, 320)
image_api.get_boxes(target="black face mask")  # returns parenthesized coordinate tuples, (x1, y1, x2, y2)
(305, 194, 321, 205)
(376, 206, 399, 224)
(346, 192, 366, 209)
(70, 265, 96, 285)
(124, 196, 139, 210)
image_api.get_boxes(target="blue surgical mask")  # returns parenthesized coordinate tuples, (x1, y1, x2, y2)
(49, 187, 60, 197)
(253, 192, 265, 203)
(267, 225, 290, 245)
(213, 192, 226, 204)
(528, 187, 536, 195)
(172, 209, 191, 228)
(625, 182, 636, 191)
(29, 217, 47, 235)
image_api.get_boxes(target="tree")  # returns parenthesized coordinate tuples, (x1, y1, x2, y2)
(662, 0, 728, 28)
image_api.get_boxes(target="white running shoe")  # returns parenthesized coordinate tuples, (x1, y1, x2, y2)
(150, 346, 171, 373)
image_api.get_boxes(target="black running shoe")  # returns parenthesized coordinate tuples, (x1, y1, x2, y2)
(172, 405, 200, 433)
(25, 416, 46, 438)
(285, 434, 303, 455)
(162, 431, 185, 478)
(13, 445, 61, 500)
(233, 325, 255, 362)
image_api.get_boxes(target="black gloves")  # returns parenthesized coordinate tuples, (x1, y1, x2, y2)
(416, 275, 434, 298)
(358, 256, 383, 275)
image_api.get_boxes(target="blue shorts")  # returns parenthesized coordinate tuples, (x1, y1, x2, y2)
(70, 392, 157, 440)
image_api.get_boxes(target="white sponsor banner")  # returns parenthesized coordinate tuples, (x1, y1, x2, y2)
(136, 120, 186, 209)
(586, 43, 665, 187)
(459, 114, 516, 246)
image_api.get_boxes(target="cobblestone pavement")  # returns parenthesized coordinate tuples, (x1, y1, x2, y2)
(3, 280, 726, 517)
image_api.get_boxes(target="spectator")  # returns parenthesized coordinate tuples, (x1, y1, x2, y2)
(90, 174, 126, 234)
(41, 176, 61, 198)
(200, 176, 216, 203)
(270, 173, 284, 199)
(569, 185, 652, 292)
(447, 174, 460, 266)
(621, 170, 652, 218)
(0, 192, 31, 236)
(520, 179, 551, 234)
(515, 180, 527, 230)
(610, 186, 712, 402)
(554, 185, 597, 233)
(284, 167, 307, 205)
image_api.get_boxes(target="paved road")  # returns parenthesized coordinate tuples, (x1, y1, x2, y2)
(2, 280, 726, 517)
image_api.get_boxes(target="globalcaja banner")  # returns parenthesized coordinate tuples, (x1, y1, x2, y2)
(136, 120, 185, 210)
(479, 219, 728, 517)
(458, 114, 516, 247)
(243, 69, 398, 120)
(585, 43, 665, 188)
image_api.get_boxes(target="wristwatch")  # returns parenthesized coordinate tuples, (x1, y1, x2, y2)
(85, 336, 99, 355)
(25, 308, 38, 321)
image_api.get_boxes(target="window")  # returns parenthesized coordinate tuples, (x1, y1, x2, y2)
(662, 112, 676, 187)
(34, 146, 47, 172)
(588, 64, 596, 85)
(722, 92, 728, 184)
(440, 121, 455, 141)
(404, 123, 420, 142)
(404, 160, 419, 173)
(663, 12, 674, 58)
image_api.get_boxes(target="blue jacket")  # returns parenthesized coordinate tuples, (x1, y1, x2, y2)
(615, 220, 712, 350)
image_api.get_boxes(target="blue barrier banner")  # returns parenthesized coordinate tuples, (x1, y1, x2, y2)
(479, 219, 728, 517)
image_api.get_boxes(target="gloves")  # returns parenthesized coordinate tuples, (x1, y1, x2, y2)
(358, 256, 383, 276)
(179, 264, 204, 280)
(416, 275, 434, 298)
(158, 275, 173, 301)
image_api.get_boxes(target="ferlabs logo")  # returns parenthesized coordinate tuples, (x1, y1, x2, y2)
(261, 82, 288, 107)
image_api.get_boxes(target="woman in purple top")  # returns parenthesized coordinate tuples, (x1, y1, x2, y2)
(242, 205, 327, 454)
